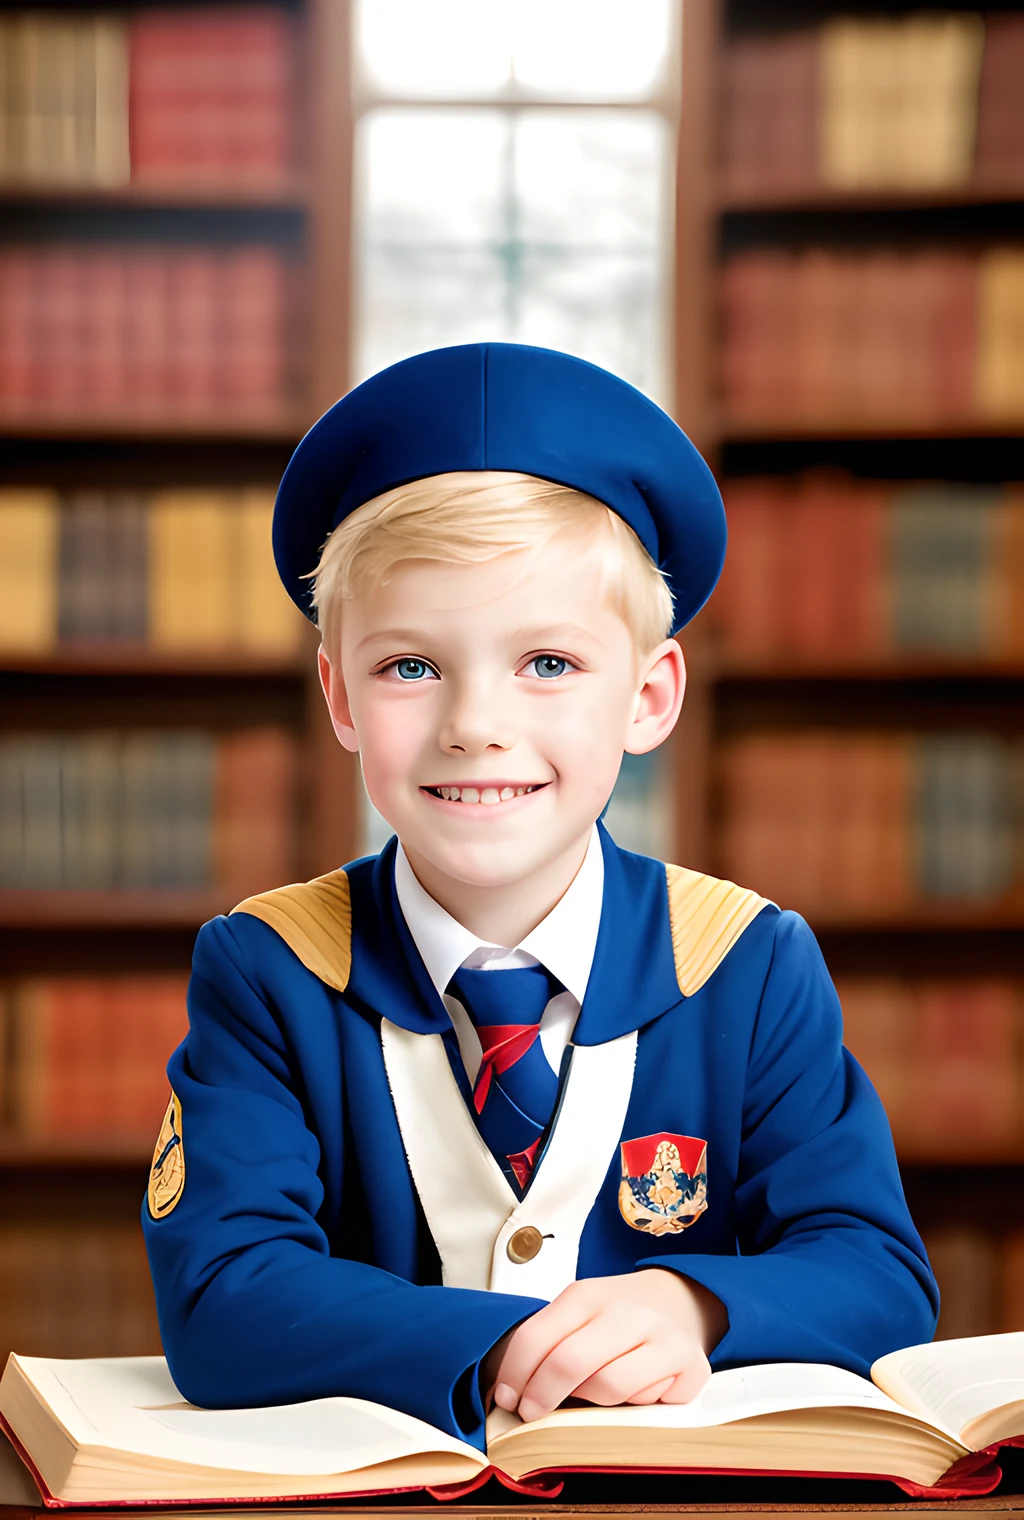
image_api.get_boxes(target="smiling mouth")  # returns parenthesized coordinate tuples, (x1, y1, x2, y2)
(421, 783, 549, 806)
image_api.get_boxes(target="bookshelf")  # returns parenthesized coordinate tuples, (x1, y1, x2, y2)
(0, 0, 360, 1363)
(2, 0, 1023, 1359)
(676, 0, 1024, 1335)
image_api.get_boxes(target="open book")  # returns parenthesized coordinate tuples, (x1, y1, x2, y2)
(1, 1334, 1022, 1507)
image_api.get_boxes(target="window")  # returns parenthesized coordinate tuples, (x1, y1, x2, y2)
(352, 1, 679, 855)
(352, 0, 678, 402)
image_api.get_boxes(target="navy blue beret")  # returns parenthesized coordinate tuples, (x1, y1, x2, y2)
(273, 342, 726, 635)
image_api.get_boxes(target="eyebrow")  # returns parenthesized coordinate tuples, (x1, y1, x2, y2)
(355, 628, 434, 653)
(510, 624, 601, 646)
(355, 623, 601, 654)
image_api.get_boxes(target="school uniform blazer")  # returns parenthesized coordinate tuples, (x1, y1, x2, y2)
(142, 824, 938, 1447)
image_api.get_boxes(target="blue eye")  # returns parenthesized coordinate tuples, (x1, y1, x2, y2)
(394, 658, 435, 681)
(530, 655, 568, 679)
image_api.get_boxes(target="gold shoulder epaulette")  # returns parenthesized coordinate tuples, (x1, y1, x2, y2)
(231, 871, 352, 993)
(665, 864, 772, 997)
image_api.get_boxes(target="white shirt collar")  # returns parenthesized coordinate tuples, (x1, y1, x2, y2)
(393, 825, 604, 1008)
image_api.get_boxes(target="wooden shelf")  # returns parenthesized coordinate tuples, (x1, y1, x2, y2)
(720, 175, 1024, 214)
(0, 1135, 151, 1169)
(714, 653, 1024, 682)
(896, 1146, 1024, 1166)
(803, 900, 1024, 932)
(719, 410, 1024, 444)
(0, 409, 308, 443)
(0, 646, 306, 679)
(0, 888, 241, 930)
(0, 177, 309, 211)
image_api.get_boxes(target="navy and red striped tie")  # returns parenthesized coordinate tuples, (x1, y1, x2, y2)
(448, 963, 563, 1190)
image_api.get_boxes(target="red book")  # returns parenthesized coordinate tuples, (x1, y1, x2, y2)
(715, 479, 786, 654)
(910, 982, 1020, 1154)
(720, 32, 818, 190)
(124, 249, 170, 414)
(129, 8, 296, 186)
(79, 248, 129, 413)
(0, 249, 36, 411)
(213, 727, 298, 895)
(166, 251, 220, 411)
(975, 16, 1024, 179)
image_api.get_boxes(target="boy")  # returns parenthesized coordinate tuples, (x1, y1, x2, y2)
(143, 343, 937, 1445)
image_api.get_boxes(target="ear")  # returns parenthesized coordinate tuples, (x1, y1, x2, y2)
(318, 644, 360, 753)
(624, 638, 686, 756)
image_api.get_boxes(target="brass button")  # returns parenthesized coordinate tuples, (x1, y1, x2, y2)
(506, 1226, 544, 1264)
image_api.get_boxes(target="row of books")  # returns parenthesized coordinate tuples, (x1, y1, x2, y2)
(921, 1227, 1024, 1340)
(0, 8, 296, 189)
(837, 979, 1024, 1154)
(719, 733, 1023, 911)
(713, 477, 1024, 660)
(721, 13, 1023, 189)
(0, 488, 304, 653)
(0, 245, 298, 417)
(0, 1224, 161, 1364)
(721, 248, 1024, 425)
(0, 727, 297, 891)
(0, 976, 188, 1138)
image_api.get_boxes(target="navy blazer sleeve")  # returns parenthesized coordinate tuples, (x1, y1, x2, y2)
(142, 914, 540, 1447)
(638, 911, 939, 1372)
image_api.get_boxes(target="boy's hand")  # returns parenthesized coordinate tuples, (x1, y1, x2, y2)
(489, 1269, 726, 1423)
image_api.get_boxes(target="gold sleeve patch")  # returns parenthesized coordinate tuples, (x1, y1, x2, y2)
(148, 1091, 185, 1219)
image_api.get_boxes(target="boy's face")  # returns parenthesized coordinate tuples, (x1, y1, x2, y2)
(320, 528, 683, 898)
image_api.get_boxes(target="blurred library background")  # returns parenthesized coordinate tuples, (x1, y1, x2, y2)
(1, 0, 1023, 1362)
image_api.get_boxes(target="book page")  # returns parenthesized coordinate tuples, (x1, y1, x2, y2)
(3, 1356, 484, 1478)
(489, 1360, 918, 1454)
(871, 1333, 1024, 1446)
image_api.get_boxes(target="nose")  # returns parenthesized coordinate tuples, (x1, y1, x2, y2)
(438, 679, 516, 756)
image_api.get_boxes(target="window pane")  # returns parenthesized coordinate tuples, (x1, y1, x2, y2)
(512, 0, 673, 101)
(515, 111, 667, 250)
(355, 107, 670, 397)
(518, 250, 666, 399)
(355, 0, 512, 99)
(357, 247, 508, 381)
(354, 0, 674, 103)
(603, 750, 674, 859)
(359, 109, 507, 243)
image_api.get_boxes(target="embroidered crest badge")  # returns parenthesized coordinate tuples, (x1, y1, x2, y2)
(148, 1091, 185, 1219)
(618, 1132, 707, 1236)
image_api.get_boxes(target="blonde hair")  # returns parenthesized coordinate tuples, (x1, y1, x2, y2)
(307, 471, 674, 661)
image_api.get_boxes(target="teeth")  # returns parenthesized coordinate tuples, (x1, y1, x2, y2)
(430, 783, 543, 802)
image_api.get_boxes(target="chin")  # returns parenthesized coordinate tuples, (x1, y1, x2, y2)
(419, 835, 548, 889)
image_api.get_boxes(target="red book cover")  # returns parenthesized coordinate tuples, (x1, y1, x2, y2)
(0, 248, 37, 411)
(79, 248, 129, 414)
(719, 253, 797, 418)
(124, 249, 170, 414)
(213, 727, 298, 895)
(715, 478, 786, 655)
(911, 981, 1020, 1153)
(129, 8, 295, 185)
(720, 31, 818, 190)
(166, 251, 220, 412)
(975, 16, 1024, 178)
